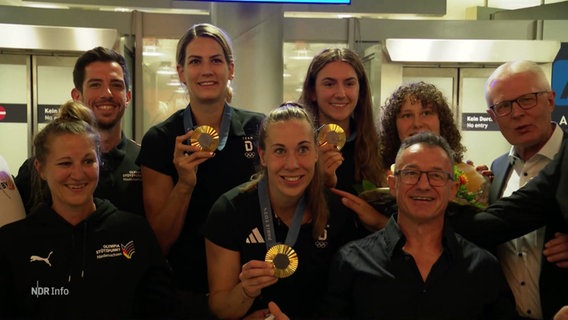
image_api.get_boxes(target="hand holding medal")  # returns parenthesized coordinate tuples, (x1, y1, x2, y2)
(265, 244, 299, 278)
(190, 125, 219, 152)
(317, 124, 346, 151)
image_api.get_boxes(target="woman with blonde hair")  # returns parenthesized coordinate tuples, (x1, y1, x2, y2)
(205, 102, 365, 319)
(0, 101, 178, 318)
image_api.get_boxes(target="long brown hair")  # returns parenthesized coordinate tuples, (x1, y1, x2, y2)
(299, 48, 385, 187)
(243, 102, 329, 239)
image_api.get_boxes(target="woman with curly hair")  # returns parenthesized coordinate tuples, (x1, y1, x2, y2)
(299, 48, 385, 194)
(379, 82, 490, 209)
(380, 81, 466, 171)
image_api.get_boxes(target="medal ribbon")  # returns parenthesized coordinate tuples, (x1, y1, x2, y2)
(183, 103, 232, 151)
(258, 176, 305, 249)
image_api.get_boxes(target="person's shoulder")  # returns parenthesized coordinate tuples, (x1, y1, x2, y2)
(97, 199, 144, 223)
(0, 209, 45, 240)
(144, 109, 185, 136)
(327, 191, 356, 220)
(491, 152, 509, 167)
(338, 228, 383, 255)
(215, 182, 257, 207)
(14, 157, 34, 177)
(453, 231, 499, 263)
(95, 202, 152, 234)
(122, 136, 141, 151)
(0, 217, 28, 235)
(231, 106, 265, 122)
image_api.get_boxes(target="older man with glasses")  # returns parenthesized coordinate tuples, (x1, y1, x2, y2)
(314, 132, 519, 319)
(484, 60, 568, 320)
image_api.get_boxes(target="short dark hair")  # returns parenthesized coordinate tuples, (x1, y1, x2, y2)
(396, 132, 455, 170)
(73, 46, 130, 91)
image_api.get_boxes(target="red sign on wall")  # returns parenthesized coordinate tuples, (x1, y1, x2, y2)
(0, 104, 26, 123)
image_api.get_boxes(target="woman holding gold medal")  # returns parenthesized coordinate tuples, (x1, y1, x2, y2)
(298, 48, 389, 232)
(299, 48, 385, 194)
(205, 103, 366, 319)
(137, 23, 265, 317)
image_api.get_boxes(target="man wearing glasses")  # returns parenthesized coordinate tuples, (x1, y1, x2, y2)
(485, 60, 568, 320)
(319, 132, 518, 319)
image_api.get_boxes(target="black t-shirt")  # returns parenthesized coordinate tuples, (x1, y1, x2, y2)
(205, 183, 364, 318)
(335, 138, 357, 194)
(136, 105, 265, 294)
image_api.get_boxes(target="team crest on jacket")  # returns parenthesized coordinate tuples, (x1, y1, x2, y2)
(243, 136, 256, 159)
(96, 241, 135, 260)
(121, 241, 136, 259)
(314, 226, 329, 249)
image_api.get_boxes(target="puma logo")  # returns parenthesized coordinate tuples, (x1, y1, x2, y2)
(30, 251, 53, 267)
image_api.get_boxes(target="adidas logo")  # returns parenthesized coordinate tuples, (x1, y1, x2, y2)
(246, 228, 265, 244)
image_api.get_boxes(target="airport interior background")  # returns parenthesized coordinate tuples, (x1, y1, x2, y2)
(0, 0, 567, 173)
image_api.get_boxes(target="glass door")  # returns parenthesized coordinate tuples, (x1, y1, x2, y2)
(459, 67, 510, 167)
(0, 53, 77, 172)
(35, 56, 77, 132)
(0, 54, 29, 173)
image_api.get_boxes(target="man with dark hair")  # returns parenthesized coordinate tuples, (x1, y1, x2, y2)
(15, 46, 144, 216)
(321, 132, 519, 319)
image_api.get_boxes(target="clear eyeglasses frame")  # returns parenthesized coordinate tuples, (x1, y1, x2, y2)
(394, 169, 453, 187)
(489, 91, 549, 117)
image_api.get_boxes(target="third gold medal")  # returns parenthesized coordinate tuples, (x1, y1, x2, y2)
(317, 124, 346, 150)
(258, 177, 304, 279)
(265, 243, 298, 278)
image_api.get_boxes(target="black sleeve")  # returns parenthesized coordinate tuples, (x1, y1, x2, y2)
(132, 219, 182, 318)
(0, 233, 17, 317)
(205, 190, 246, 251)
(14, 158, 33, 214)
(448, 146, 565, 247)
(317, 248, 354, 319)
(136, 126, 177, 179)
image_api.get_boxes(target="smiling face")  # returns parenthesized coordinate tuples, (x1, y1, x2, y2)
(313, 61, 359, 130)
(388, 143, 457, 224)
(486, 71, 554, 160)
(71, 61, 130, 131)
(259, 118, 318, 205)
(396, 98, 441, 141)
(35, 133, 99, 218)
(177, 36, 234, 105)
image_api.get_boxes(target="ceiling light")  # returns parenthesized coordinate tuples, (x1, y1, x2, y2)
(156, 62, 177, 75)
(143, 46, 162, 57)
(289, 41, 313, 60)
(167, 75, 181, 86)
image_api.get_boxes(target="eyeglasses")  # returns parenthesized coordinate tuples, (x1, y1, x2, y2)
(394, 169, 453, 187)
(489, 91, 548, 117)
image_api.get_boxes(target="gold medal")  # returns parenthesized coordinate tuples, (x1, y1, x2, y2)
(190, 125, 219, 151)
(265, 244, 298, 278)
(317, 124, 346, 150)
